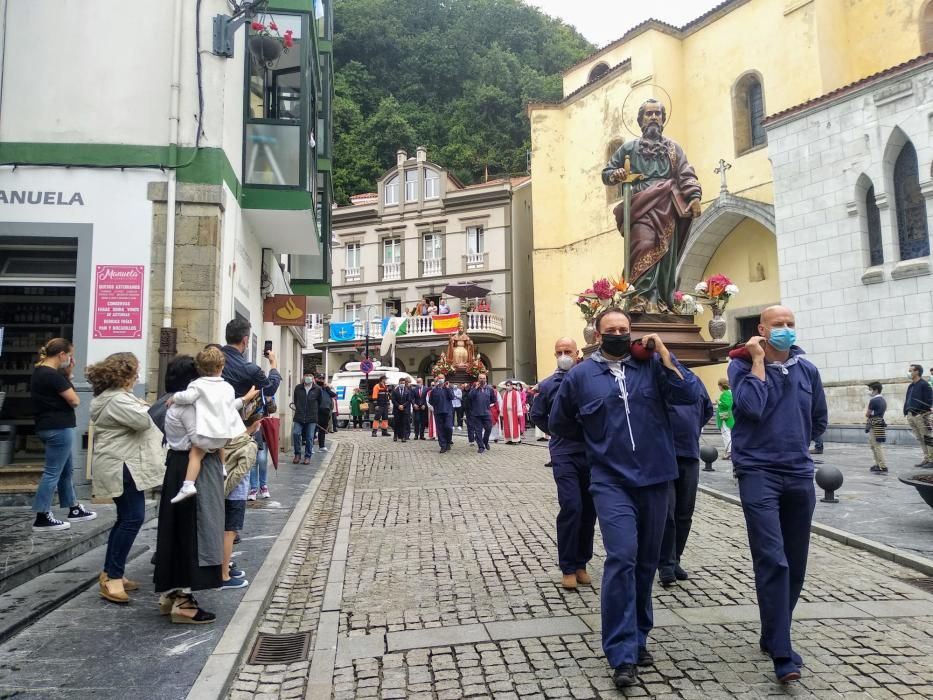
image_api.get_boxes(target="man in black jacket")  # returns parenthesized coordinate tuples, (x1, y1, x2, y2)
(411, 377, 428, 439)
(905, 364, 933, 467)
(292, 372, 321, 464)
(391, 377, 413, 442)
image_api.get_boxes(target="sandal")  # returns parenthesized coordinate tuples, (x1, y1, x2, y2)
(158, 591, 180, 615)
(170, 595, 216, 624)
(99, 574, 129, 604)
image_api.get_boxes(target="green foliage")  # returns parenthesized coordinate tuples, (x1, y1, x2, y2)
(332, 0, 593, 203)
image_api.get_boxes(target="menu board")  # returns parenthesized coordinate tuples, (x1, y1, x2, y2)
(93, 265, 144, 339)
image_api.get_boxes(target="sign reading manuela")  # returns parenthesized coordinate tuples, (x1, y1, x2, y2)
(0, 190, 84, 205)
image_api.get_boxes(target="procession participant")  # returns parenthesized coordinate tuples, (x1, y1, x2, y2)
(502, 382, 524, 444)
(865, 382, 888, 474)
(411, 377, 428, 439)
(716, 378, 734, 460)
(468, 373, 497, 453)
(530, 338, 595, 590)
(549, 308, 700, 689)
(371, 376, 390, 437)
(658, 375, 713, 586)
(391, 377, 412, 442)
(489, 388, 503, 443)
(905, 364, 933, 467)
(292, 371, 320, 463)
(429, 376, 455, 453)
(349, 386, 366, 429)
(728, 305, 827, 683)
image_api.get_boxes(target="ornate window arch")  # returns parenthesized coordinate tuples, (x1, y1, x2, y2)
(587, 62, 610, 83)
(892, 140, 930, 261)
(855, 174, 884, 267)
(732, 72, 767, 156)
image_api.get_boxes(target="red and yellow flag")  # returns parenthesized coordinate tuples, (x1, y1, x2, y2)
(432, 313, 460, 334)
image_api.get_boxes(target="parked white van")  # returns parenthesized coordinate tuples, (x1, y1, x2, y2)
(329, 362, 413, 428)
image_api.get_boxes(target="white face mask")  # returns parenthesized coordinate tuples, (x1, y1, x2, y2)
(556, 355, 574, 372)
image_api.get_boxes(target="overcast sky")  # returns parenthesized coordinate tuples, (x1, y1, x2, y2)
(523, 0, 727, 48)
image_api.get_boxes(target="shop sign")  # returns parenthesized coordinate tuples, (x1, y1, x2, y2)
(263, 294, 307, 327)
(0, 190, 84, 205)
(93, 265, 144, 339)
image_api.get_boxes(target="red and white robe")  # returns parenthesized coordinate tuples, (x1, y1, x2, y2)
(426, 389, 436, 440)
(502, 389, 524, 443)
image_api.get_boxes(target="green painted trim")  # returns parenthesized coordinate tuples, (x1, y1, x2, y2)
(317, 157, 332, 172)
(0, 141, 242, 195)
(290, 281, 331, 296)
(269, 1, 313, 12)
(241, 186, 313, 211)
(319, 39, 332, 52)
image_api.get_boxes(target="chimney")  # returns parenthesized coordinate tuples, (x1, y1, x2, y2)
(416, 146, 427, 163)
(396, 149, 407, 166)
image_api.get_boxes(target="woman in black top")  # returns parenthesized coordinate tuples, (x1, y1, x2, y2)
(30, 338, 96, 531)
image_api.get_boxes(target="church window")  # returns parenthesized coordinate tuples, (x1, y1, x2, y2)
(587, 62, 610, 83)
(732, 73, 767, 156)
(866, 185, 883, 267)
(893, 141, 930, 261)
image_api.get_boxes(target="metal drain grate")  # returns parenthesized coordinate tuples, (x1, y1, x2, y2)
(248, 632, 312, 665)
(897, 577, 933, 594)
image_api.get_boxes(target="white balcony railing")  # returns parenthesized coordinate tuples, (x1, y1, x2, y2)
(305, 313, 324, 347)
(466, 311, 504, 334)
(339, 312, 505, 342)
(383, 261, 402, 281)
(465, 252, 486, 270)
(423, 258, 442, 276)
(343, 266, 361, 282)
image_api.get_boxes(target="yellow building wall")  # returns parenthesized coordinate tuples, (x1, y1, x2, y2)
(692, 219, 781, 393)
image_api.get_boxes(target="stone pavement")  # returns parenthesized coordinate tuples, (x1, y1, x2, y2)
(227, 430, 933, 699)
(694, 435, 933, 561)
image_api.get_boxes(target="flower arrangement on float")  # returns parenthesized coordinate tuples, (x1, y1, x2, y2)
(687, 273, 739, 340)
(467, 358, 487, 379)
(431, 356, 454, 377)
(575, 275, 636, 342)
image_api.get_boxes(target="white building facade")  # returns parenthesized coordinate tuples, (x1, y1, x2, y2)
(325, 148, 535, 382)
(765, 54, 933, 439)
(0, 0, 334, 492)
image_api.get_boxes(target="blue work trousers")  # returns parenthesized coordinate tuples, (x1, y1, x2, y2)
(435, 413, 454, 449)
(552, 455, 596, 574)
(472, 416, 492, 449)
(659, 457, 700, 572)
(590, 480, 669, 668)
(738, 470, 815, 660)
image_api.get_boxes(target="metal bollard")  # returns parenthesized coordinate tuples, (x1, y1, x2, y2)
(700, 444, 718, 472)
(815, 466, 843, 503)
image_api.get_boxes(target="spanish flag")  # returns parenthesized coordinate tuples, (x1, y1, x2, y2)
(432, 313, 460, 334)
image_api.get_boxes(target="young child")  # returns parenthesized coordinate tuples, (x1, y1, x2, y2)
(170, 346, 248, 504)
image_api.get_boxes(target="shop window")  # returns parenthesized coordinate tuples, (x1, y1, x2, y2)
(732, 72, 767, 156)
(893, 141, 930, 261)
(865, 184, 884, 267)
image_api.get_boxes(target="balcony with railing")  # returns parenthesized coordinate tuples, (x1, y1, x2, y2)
(343, 266, 362, 283)
(335, 312, 505, 342)
(382, 261, 402, 281)
(464, 252, 488, 270)
(304, 313, 325, 348)
(422, 258, 443, 277)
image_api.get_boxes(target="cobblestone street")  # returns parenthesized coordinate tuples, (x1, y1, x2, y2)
(228, 432, 933, 699)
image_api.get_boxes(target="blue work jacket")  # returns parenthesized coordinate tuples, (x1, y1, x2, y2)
(530, 370, 586, 459)
(728, 346, 828, 477)
(429, 385, 454, 414)
(668, 378, 714, 460)
(549, 355, 700, 486)
(468, 385, 497, 418)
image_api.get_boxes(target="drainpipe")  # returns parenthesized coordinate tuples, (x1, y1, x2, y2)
(0, 0, 8, 131)
(158, 0, 185, 394)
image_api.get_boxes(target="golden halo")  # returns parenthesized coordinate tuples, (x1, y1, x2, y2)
(620, 84, 674, 138)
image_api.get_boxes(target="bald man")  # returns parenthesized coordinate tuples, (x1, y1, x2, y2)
(728, 305, 827, 684)
(530, 338, 596, 590)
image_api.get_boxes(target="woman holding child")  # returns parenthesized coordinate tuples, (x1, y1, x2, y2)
(86, 352, 165, 604)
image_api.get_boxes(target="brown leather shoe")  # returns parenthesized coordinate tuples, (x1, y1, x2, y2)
(122, 578, 139, 591)
(99, 574, 128, 604)
(561, 573, 578, 590)
(575, 569, 592, 585)
(292, 455, 301, 464)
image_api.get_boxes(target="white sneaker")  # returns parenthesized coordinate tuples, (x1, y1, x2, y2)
(321, 446, 329, 451)
(170, 482, 197, 504)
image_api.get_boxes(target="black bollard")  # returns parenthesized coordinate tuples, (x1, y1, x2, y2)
(700, 444, 718, 472)
(815, 466, 843, 503)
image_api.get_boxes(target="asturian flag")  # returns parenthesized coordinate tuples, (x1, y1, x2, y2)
(329, 321, 356, 342)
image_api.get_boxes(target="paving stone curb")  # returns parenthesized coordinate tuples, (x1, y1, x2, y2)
(698, 484, 933, 578)
(186, 448, 336, 700)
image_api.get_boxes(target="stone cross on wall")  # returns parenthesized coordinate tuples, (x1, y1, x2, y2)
(714, 159, 732, 194)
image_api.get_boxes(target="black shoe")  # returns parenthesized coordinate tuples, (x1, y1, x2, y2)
(478, 448, 485, 454)
(612, 664, 637, 688)
(233, 533, 241, 545)
(920, 461, 933, 469)
(760, 641, 803, 666)
(393, 437, 398, 442)
(544, 461, 553, 468)
(673, 564, 689, 580)
(869, 465, 888, 473)
(67, 504, 97, 522)
(658, 569, 676, 587)
(32, 511, 71, 532)
(382, 431, 389, 436)
(636, 647, 653, 667)
(372, 432, 378, 437)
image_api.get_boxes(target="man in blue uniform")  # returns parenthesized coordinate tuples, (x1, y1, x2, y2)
(429, 376, 455, 453)
(549, 308, 700, 689)
(531, 337, 596, 591)
(468, 373, 497, 453)
(728, 305, 827, 684)
(658, 379, 714, 586)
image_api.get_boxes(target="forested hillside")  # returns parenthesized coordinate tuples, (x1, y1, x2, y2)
(332, 0, 594, 203)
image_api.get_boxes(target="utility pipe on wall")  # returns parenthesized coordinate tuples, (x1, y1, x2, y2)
(163, 0, 185, 328)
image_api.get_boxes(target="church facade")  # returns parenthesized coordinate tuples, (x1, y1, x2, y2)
(528, 0, 932, 432)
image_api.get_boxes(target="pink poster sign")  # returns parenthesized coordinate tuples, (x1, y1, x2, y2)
(93, 265, 144, 339)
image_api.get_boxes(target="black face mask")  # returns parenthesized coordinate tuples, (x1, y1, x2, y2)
(600, 333, 631, 358)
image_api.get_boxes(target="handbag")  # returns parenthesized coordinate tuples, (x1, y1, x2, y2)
(359, 402, 370, 411)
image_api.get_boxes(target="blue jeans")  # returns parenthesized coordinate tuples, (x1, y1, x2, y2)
(104, 465, 146, 579)
(249, 443, 268, 490)
(32, 427, 77, 513)
(293, 421, 314, 458)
